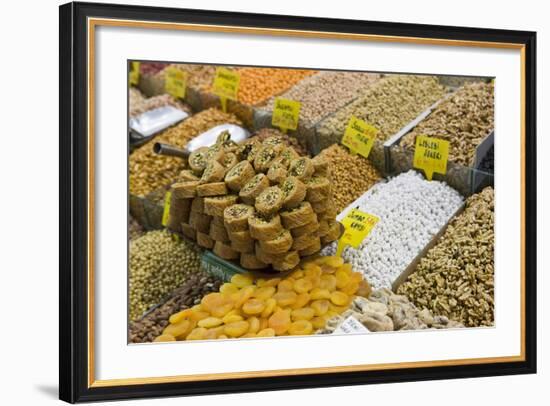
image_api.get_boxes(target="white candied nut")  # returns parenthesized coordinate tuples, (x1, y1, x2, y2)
(322, 170, 463, 289)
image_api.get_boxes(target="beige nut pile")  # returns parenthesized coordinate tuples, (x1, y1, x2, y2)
(129, 108, 241, 197)
(397, 187, 494, 327)
(317, 144, 382, 213)
(262, 71, 381, 127)
(318, 289, 463, 334)
(400, 82, 494, 166)
(129, 230, 203, 321)
(167, 134, 340, 271)
(316, 75, 446, 150)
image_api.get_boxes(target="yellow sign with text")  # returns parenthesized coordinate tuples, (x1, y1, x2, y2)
(161, 191, 172, 227)
(129, 61, 140, 86)
(165, 67, 187, 99)
(336, 209, 379, 256)
(342, 116, 378, 158)
(413, 135, 449, 181)
(272, 98, 301, 131)
(213, 67, 240, 100)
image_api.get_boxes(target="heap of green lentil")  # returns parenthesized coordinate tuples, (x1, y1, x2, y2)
(397, 187, 494, 327)
(129, 230, 203, 321)
(316, 75, 447, 151)
(400, 82, 494, 166)
(130, 108, 241, 197)
(317, 144, 382, 213)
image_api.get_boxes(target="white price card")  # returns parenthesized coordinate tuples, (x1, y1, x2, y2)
(333, 316, 369, 335)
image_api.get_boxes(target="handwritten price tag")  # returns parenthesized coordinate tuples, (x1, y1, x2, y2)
(342, 116, 378, 158)
(165, 67, 187, 99)
(213, 67, 240, 99)
(272, 98, 301, 132)
(336, 209, 379, 256)
(413, 135, 450, 181)
(129, 61, 140, 86)
(161, 191, 172, 227)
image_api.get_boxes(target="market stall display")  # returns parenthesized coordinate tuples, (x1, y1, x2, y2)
(318, 288, 463, 333)
(399, 82, 494, 166)
(129, 230, 203, 321)
(126, 63, 496, 344)
(316, 75, 447, 151)
(154, 256, 371, 341)
(323, 170, 464, 289)
(397, 187, 494, 327)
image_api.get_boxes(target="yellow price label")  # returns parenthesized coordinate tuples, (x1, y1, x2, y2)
(341, 116, 378, 158)
(336, 209, 379, 256)
(161, 191, 172, 227)
(165, 67, 187, 99)
(272, 98, 301, 132)
(213, 67, 240, 100)
(129, 61, 140, 86)
(413, 135, 449, 181)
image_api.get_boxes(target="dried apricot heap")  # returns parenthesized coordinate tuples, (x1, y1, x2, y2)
(155, 256, 371, 342)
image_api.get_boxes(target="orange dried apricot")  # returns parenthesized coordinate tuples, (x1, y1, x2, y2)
(248, 317, 260, 334)
(330, 291, 350, 306)
(273, 291, 297, 307)
(268, 309, 291, 335)
(168, 308, 193, 324)
(231, 273, 254, 288)
(187, 327, 208, 340)
(220, 282, 239, 294)
(291, 292, 311, 310)
(154, 334, 176, 342)
(335, 270, 350, 289)
(319, 275, 337, 291)
(310, 288, 331, 300)
(224, 321, 250, 337)
(256, 328, 276, 337)
(261, 298, 277, 318)
(310, 299, 330, 316)
(288, 320, 313, 335)
(242, 298, 266, 315)
(291, 307, 315, 321)
(253, 286, 276, 300)
(293, 278, 313, 294)
(277, 279, 294, 292)
(198, 317, 223, 328)
(311, 316, 328, 329)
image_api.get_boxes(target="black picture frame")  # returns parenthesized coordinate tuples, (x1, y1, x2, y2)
(59, 1, 537, 403)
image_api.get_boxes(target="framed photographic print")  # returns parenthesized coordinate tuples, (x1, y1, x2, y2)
(59, 1, 537, 403)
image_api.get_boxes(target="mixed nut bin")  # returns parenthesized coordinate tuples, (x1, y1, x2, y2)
(129, 64, 495, 336)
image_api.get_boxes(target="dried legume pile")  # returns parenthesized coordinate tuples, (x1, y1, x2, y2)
(130, 108, 241, 196)
(316, 75, 446, 150)
(317, 144, 382, 213)
(129, 215, 144, 240)
(129, 230, 203, 321)
(248, 128, 308, 156)
(318, 289, 463, 333)
(261, 71, 381, 127)
(232, 67, 316, 106)
(153, 256, 372, 342)
(156, 63, 217, 91)
(397, 187, 494, 327)
(400, 82, 494, 166)
(323, 170, 463, 289)
(129, 273, 223, 343)
(140, 62, 168, 76)
(129, 93, 192, 118)
(478, 146, 494, 173)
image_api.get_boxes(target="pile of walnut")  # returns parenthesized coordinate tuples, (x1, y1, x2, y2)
(154, 256, 372, 341)
(397, 187, 494, 327)
(317, 288, 463, 334)
(166, 132, 339, 271)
